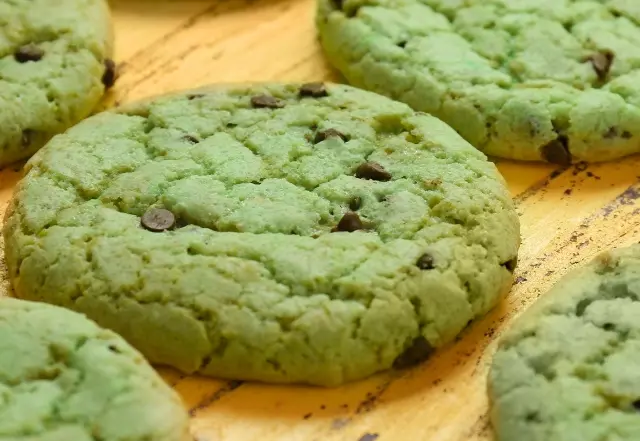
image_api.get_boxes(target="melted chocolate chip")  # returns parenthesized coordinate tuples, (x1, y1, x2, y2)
(141, 208, 176, 232)
(102, 59, 117, 89)
(332, 212, 363, 232)
(349, 196, 362, 211)
(540, 136, 571, 166)
(14, 44, 44, 63)
(183, 135, 199, 144)
(588, 50, 615, 81)
(299, 82, 328, 98)
(416, 253, 435, 270)
(355, 162, 392, 181)
(392, 336, 434, 369)
(250, 95, 285, 109)
(502, 257, 517, 272)
(623, 131, 633, 139)
(314, 128, 348, 144)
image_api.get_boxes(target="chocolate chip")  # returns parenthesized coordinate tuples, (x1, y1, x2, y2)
(604, 127, 618, 139)
(588, 50, 615, 81)
(392, 336, 434, 369)
(141, 208, 176, 232)
(397, 41, 407, 48)
(502, 257, 517, 272)
(299, 82, 328, 98)
(633, 400, 640, 411)
(183, 135, 199, 144)
(332, 212, 363, 232)
(102, 59, 117, 89)
(623, 131, 633, 139)
(250, 95, 285, 109)
(416, 253, 435, 270)
(355, 162, 392, 181)
(349, 196, 362, 211)
(540, 136, 571, 166)
(14, 44, 44, 63)
(314, 128, 348, 144)
(575, 298, 592, 317)
(21, 130, 33, 147)
(187, 94, 204, 100)
(107, 345, 120, 353)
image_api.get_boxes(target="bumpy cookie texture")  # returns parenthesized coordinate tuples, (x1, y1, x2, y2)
(0, 0, 114, 167)
(4, 83, 520, 386)
(317, 0, 640, 163)
(0, 298, 190, 441)
(490, 246, 640, 441)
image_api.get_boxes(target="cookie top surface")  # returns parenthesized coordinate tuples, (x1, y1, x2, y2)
(0, 298, 189, 441)
(0, 0, 114, 166)
(4, 83, 519, 386)
(490, 246, 640, 441)
(317, 0, 640, 163)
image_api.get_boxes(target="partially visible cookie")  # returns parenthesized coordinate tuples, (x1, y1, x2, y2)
(0, 298, 190, 441)
(318, 0, 640, 163)
(0, 0, 115, 167)
(4, 83, 519, 386)
(490, 246, 640, 441)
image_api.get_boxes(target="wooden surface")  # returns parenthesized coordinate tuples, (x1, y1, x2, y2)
(4, 1, 640, 440)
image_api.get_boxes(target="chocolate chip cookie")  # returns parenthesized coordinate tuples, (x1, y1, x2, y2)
(4, 83, 520, 386)
(317, 1, 640, 163)
(0, 0, 115, 167)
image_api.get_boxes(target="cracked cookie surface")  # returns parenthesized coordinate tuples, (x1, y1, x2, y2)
(317, 0, 640, 163)
(489, 245, 640, 441)
(0, 0, 114, 167)
(4, 83, 520, 386)
(0, 298, 189, 441)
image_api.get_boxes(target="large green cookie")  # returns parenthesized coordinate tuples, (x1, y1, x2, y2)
(0, 298, 190, 441)
(4, 83, 520, 386)
(490, 246, 640, 441)
(0, 0, 115, 167)
(317, 0, 640, 164)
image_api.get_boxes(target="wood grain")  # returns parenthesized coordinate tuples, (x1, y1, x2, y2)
(3, 1, 640, 440)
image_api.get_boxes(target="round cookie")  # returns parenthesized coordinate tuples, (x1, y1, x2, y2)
(0, 0, 115, 167)
(317, 0, 640, 164)
(0, 298, 190, 441)
(4, 83, 520, 386)
(489, 246, 640, 441)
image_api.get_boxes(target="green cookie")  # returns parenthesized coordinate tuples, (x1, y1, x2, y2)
(0, 298, 190, 441)
(4, 83, 520, 386)
(490, 246, 640, 441)
(317, 0, 640, 164)
(0, 0, 115, 167)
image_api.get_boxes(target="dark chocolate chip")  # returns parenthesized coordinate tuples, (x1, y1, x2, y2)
(604, 127, 618, 139)
(299, 82, 328, 98)
(588, 50, 615, 81)
(623, 131, 633, 139)
(226, 122, 237, 128)
(392, 336, 434, 369)
(187, 94, 204, 100)
(14, 44, 44, 63)
(397, 41, 407, 48)
(183, 135, 199, 144)
(141, 208, 176, 232)
(633, 400, 640, 411)
(332, 211, 363, 232)
(603, 323, 615, 331)
(331, 0, 343, 8)
(355, 162, 392, 181)
(21, 130, 33, 147)
(416, 253, 435, 270)
(314, 128, 348, 144)
(250, 95, 285, 109)
(575, 298, 592, 317)
(102, 59, 117, 89)
(349, 196, 362, 211)
(107, 345, 120, 353)
(502, 257, 517, 272)
(540, 136, 571, 166)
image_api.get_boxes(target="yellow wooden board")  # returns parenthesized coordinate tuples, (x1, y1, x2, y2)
(4, 1, 640, 440)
